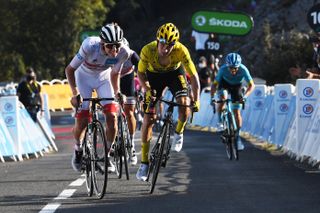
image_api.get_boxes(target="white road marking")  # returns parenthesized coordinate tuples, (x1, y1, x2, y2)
(69, 176, 86, 186)
(39, 203, 61, 213)
(54, 189, 77, 200)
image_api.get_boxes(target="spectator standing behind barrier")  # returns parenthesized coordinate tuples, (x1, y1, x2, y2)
(204, 33, 222, 60)
(197, 56, 212, 92)
(305, 35, 320, 79)
(17, 67, 44, 122)
(207, 54, 220, 83)
(191, 30, 209, 63)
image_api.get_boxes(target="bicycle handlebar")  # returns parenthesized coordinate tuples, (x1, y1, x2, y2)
(211, 99, 245, 113)
(158, 98, 195, 123)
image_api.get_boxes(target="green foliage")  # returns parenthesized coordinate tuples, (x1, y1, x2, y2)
(0, 0, 112, 82)
(259, 22, 313, 85)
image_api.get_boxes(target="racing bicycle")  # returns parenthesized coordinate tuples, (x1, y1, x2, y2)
(146, 96, 194, 194)
(212, 99, 244, 160)
(81, 97, 114, 199)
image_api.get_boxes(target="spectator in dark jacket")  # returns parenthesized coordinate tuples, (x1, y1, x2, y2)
(17, 67, 44, 122)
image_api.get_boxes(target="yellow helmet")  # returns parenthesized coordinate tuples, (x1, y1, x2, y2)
(156, 23, 180, 44)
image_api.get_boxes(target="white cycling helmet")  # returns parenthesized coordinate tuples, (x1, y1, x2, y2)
(100, 23, 123, 43)
(122, 37, 129, 47)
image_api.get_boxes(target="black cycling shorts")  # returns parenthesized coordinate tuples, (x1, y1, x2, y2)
(143, 66, 188, 113)
(218, 79, 243, 101)
(120, 72, 135, 97)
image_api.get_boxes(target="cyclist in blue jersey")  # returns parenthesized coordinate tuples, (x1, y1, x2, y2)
(210, 53, 255, 150)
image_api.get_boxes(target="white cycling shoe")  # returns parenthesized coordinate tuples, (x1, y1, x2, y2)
(237, 138, 245, 151)
(136, 163, 149, 181)
(171, 133, 183, 152)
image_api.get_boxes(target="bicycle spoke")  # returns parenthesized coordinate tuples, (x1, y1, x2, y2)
(83, 129, 93, 197)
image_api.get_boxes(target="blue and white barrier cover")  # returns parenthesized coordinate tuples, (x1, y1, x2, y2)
(273, 84, 294, 146)
(246, 85, 267, 135)
(0, 113, 16, 161)
(300, 97, 320, 159)
(0, 96, 23, 161)
(296, 79, 320, 154)
(259, 95, 275, 142)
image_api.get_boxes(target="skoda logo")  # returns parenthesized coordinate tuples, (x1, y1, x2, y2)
(255, 100, 263, 108)
(303, 104, 314, 114)
(4, 103, 13, 112)
(279, 103, 288, 112)
(5, 116, 14, 125)
(195, 15, 206, 26)
(303, 87, 314, 97)
(254, 89, 262, 97)
(279, 90, 288, 99)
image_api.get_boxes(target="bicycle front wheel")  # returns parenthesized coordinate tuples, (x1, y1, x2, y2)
(227, 113, 238, 160)
(83, 128, 93, 197)
(91, 120, 108, 199)
(149, 122, 170, 194)
(120, 115, 130, 180)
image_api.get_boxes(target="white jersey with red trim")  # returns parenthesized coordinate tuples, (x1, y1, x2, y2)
(69, 36, 132, 73)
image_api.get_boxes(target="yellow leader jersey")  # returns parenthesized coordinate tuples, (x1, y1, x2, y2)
(138, 41, 197, 76)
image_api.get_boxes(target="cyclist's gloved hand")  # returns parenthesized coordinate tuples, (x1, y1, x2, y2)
(145, 89, 156, 104)
(116, 92, 126, 105)
(193, 100, 200, 112)
(241, 95, 247, 103)
(70, 94, 81, 108)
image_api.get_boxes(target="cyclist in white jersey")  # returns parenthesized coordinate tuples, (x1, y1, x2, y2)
(65, 23, 131, 172)
(119, 38, 140, 165)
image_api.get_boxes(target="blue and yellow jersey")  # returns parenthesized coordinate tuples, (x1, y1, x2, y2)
(214, 64, 253, 85)
(138, 40, 197, 76)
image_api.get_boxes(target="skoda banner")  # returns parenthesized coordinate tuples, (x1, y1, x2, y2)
(191, 11, 254, 36)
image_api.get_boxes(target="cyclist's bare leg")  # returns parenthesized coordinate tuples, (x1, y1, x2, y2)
(73, 117, 88, 147)
(124, 104, 136, 138)
(176, 96, 189, 123)
(233, 109, 242, 129)
(140, 113, 156, 162)
(105, 111, 117, 151)
(141, 113, 156, 143)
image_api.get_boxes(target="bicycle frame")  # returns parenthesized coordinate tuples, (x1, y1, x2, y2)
(81, 97, 113, 199)
(212, 98, 244, 160)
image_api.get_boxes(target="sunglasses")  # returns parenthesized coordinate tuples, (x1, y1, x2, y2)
(103, 43, 121, 49)
(158, 38, 175, 47)
(229, 66, 239, 70)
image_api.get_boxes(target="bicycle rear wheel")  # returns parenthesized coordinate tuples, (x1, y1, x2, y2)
(149, 122, 169, 194)
(91, 120, 108, 199)
(83, 129, 93, 197)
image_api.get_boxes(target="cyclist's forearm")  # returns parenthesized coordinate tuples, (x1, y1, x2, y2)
(138, 72, 151, 91)
(245, 82, 255, 97)
(65, 65, 78, 96)
(111, 71, 120, 95)
(190, 74, 200, 101)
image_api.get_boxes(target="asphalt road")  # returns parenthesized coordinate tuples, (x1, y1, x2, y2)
(1, 112, 320, 213)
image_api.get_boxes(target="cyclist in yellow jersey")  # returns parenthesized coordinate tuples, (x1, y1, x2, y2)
(136, 23, 200, 181)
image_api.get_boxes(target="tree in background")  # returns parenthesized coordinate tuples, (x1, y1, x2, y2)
(0, 0, 113, 82)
